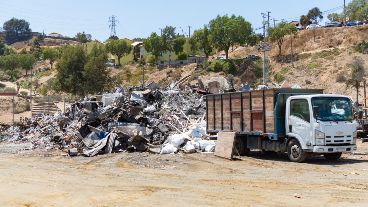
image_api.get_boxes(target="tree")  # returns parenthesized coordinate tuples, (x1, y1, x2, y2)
(267, 22, 297, 56)
(300, 15, 310, 27)
(173, 36, 186, 55)
(54, 46, 87, 96)
(327, 13, 342, 22)
(42, 47, 60, 69)
(355, 3, 368, 21)
(0, 40, 6, 56)
(191, 26, 213, 58)
(83, 45, 110, 94)
(307, 7, 323, 24)
(161, 26, 177, 63)
(346, 57, 366, 102)
(3, 18, 32, 44)
(346, 0, 368, 21)
(105, 39, 132, 66)
(0, 55, 19, 81)
(18, 54, 36, 76)
(209, 15, 252, 59)
(75, 32, 92, 43)
(143, 32, 163, 62)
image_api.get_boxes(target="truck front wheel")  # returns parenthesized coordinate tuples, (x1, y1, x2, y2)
(287, 139, 307, 162)
(324, 152, 342, 161)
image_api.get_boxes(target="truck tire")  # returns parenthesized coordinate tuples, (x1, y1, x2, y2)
(324, 152, 342, 161)
(287, 139, 307, 162)
(234, 137, 249, 156)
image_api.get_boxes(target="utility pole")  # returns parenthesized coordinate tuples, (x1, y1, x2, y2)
(261, 13, 267, 38)
(273, 19, 278, 27)
(188, 26, 192, 38)
(290, 34, 294, 67)
(343, 0, 346, 25)
(108, 15, 118, 37)
(29, 64, 33, 115)
(267, 11, 271, 32)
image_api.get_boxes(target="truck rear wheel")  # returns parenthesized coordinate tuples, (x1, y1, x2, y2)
(234, 137, 249, 156)
(324, 152, 342, 161)
(287, 139, 307, 162)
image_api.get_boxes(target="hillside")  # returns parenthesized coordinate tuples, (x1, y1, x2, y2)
(228, 25, 368, 101)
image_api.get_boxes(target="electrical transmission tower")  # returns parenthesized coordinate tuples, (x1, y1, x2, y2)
(108, 15, 118, 37)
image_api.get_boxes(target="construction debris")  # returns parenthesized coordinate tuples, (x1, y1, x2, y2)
(0, 87, 212, 157)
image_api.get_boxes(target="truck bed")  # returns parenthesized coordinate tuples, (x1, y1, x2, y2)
(206, 88, 323, 136)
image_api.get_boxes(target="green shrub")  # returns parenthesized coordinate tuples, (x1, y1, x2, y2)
(19, 91, 28, 96)
(208, 60, 236, 74)
(19, 80, 31, 89)
(280, 67, 289, 74)
(355, 41, 368, 54)
(0, 87, 16, 93)
(274, 72, 285, 83)
(177, 52, 188, 60)
(312, 48, 341, 60)
(307, 62, 320, 71)
(146, 54, 156, 64)
(0, 82, 5, 88)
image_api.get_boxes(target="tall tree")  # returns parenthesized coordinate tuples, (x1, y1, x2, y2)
(300, 15, 310, 27)
(346, 0, 368, 21)
(54, 46, 87, 96)
(143, 32, 163, 62)
(83, 45, 110, 94)
(3, 18, 32, 44)
(173, 36, 186, 55)
(161, 26, 177, 62)
(75, 32, 92, 43)
(346, 57, 366, 102)
(191, 26, 213, 58)
(0, 54, 20, 81)
(105, 39, 132, 66)
(267, 22, 297, 56)
(307, 7, 323, 24)
(327, 13, 342, 22)
(18, 54, 36, 76)
(0, 40, 6, 56)
(209, 15, 252, 59)
(42, 47, 60, 69)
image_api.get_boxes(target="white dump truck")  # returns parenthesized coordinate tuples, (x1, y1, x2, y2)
(206, 89, 358, 162)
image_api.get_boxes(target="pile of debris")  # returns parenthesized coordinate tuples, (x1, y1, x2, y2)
(0, 88, 213, 156)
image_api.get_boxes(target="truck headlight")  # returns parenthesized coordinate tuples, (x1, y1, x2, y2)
(315, 130, 325, 145)
(353, 131, 357, 144)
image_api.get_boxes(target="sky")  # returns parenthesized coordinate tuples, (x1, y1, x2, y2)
(0, 0, 349, 41)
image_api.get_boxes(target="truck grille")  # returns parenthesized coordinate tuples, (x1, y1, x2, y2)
(325, 135, 351, 145)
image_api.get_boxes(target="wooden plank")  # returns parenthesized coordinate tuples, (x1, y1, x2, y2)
(215, 132, 236, 160)
(222, 94, 231, 131)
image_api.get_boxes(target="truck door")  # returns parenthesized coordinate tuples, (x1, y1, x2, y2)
(288, 99, 312, 145)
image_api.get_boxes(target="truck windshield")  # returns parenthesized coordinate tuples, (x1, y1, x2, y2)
(312, 97, 353, 122)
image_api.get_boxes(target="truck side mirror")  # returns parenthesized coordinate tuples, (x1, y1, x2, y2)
(313, 106, 320, 118)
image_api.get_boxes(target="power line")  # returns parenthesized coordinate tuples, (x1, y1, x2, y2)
(108, 15, 118, 37)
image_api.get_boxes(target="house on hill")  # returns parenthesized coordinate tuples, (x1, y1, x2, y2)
(48, 32, 63, 38)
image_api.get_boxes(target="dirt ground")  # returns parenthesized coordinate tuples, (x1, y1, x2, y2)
(1, 142, 368, 207)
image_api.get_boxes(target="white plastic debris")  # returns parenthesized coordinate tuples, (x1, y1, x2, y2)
(190, 121, 206, 139)
(198, 140, 216, 151)
(183, 142, 196, 153)
(160, 143, 178, 154)
(167, 133, 189, 148)
(143, 105, 156, 113)
(204, 144, 215, 152)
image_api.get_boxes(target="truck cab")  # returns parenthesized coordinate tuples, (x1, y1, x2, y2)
(286, 94, 357, 162)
